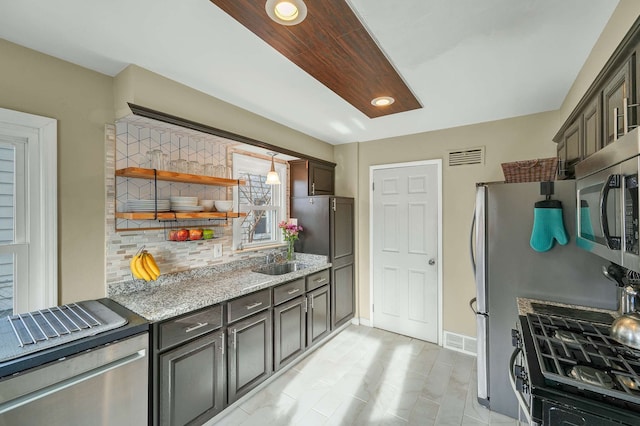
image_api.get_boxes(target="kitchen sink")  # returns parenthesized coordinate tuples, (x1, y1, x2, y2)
(252, 262, 309, 275)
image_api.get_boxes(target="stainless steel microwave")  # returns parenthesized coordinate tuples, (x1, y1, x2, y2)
(576, 128, 640, 271)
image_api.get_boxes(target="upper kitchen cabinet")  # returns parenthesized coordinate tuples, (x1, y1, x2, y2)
(554, 17, 640, 166)
(603, 57, 634, 145)
(289, 160, 335, 197)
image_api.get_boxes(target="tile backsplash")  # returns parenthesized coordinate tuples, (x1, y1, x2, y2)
(105, 118, 280, 287)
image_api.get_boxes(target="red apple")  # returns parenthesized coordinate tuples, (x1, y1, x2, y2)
(175, 229, 189, 241)
(168, 230, 178, 241)
(189, 229, 203, 240)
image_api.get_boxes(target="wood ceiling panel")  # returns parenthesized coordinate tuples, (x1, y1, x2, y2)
(209, 0, 422, 118)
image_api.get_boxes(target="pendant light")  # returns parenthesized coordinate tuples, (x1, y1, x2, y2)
(265, 152, 281, 185)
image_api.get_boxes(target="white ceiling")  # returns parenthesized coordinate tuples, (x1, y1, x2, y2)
(0, 0, 620, 144)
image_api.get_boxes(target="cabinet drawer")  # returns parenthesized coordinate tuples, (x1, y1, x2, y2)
(158, 304, 223, 350)
(228, 289, 271, 324)
(273, 278, 305, 305)
(306, 269, 330, 292)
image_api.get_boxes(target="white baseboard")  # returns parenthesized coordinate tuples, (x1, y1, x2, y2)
(443, 331, 477, 356)
(354, 317, 371, 327)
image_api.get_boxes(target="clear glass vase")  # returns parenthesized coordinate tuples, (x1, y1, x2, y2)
(286, 239, 295, 261)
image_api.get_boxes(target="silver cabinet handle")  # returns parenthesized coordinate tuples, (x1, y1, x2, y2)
(428, 259, 436, 266)
(332, 198, 336, 211)
(304, 297, 308, 313)
(233, 329, 237, 349)
(310, 294, 315, 309)
(221, 332, 225, 355)
(311, 182, 315, 195)
(314, 277, 327, 283)
(185, 322, 209, 333)
(246, 302, 263, 310)
(287, 288, 300, 295)
(623, 97, 629, 136)
(614, 107, 620, 141)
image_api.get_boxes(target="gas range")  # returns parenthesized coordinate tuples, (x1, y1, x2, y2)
(518, 305, 640, 425)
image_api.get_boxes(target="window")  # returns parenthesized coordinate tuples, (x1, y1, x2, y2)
(0, 108, 57, 314)
(232, 153, 286, 250)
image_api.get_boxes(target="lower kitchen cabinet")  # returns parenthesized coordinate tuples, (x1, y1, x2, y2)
(332, 263, 355, 329)
(273, 295, 306, 371)
(307, 285, 330, 347)
(158, 329, 226, 426)
(227, 309, 273, 403)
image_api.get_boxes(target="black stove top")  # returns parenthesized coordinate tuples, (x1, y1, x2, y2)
(526, 312, 640, 405)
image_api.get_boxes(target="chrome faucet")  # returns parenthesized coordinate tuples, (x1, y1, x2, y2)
(265, 253, 276, 264)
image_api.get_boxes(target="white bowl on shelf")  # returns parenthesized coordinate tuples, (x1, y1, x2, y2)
(200, 200, 215, 212)
(214, 200, 233, 212)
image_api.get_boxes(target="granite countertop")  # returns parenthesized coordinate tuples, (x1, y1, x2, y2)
(517, 297, 619, 319)
(110, 253, 330, 322)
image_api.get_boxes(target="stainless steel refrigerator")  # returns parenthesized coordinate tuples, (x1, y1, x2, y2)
(471, 180, 618, 419)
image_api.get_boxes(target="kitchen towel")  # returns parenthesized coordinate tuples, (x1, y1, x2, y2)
(530, 199, 569, 252)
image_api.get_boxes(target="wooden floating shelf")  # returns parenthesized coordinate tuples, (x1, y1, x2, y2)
(115, 212, 246, 220)
(115, 167, 246, 187)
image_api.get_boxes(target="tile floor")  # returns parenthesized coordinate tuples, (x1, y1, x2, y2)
(209, 325, 523, 425)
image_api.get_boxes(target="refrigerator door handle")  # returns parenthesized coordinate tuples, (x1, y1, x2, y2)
(470, 208, 476, 275)
(469, 297, 478, 315)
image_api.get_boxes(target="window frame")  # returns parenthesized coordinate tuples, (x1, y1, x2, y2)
(232, 153, 287, 250)
(0, 108, 57, 313)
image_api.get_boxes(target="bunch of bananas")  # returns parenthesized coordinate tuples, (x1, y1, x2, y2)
(130, 250, 160, 281)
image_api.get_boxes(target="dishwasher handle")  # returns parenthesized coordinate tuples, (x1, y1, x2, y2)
(0, 349, 146, 415)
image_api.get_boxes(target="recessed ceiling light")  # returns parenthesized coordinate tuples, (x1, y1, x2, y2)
(371, 96, 395, 107)
(265, 0, 307, 26)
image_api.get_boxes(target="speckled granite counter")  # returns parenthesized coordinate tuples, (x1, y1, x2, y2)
(109, 253, 330, 322)
(517, 297, 619, 319)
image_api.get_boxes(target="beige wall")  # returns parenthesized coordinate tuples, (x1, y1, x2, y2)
(0, 38, 114, 304)
(0, 42, 335, 305)
(114, 65, 334, 163)
(352, 111, 558, 337)
(345, 1, 640, 338)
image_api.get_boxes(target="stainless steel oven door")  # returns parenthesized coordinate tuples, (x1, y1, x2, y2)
(576, 164, 623, 265)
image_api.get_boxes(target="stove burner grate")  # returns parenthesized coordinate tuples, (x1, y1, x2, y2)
(527, 312, 640, 405)
(7, 303, 102, 347)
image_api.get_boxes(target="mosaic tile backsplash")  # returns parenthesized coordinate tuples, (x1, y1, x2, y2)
(105, 119, 283, 287)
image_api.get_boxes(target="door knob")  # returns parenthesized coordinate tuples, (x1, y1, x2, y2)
(429, 258, 436, 265)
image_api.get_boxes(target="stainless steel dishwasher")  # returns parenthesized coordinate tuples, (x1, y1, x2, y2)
(0, 299, 149, 426)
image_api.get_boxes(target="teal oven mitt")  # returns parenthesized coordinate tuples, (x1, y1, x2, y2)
(530, 199, 569, 252)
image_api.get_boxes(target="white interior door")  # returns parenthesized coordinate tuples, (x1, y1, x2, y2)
(371, 161, 441, 343)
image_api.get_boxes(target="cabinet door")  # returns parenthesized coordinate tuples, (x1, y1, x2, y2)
(309, 161, 335, 195)
(603, 60, 632, 144)
(227, 310, 273, 403)
(159, 329, 225, 426)
(563, 118, 582, 167)
(273, 296, 306, 371)
(332, 263, 355, 329)
(307, 285, 330, 347)
(583, 95, 602, 157)
(331, 197, 355, 266)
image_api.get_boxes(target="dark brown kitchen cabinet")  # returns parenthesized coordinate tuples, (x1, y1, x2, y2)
(292, 196, 355, 330)
(227, 309, 272, 403)
(307, 284, 330, 347)
(290, 159, 335, 197)
(557, 118, 582, 179)
(332, 262, 355, 328)
(583, 95, 602, 157)
(273, 294, 306, 371)
(158, 329, 226, 426)
(154, 304, 225, 426)
(603, 58, 633, 145)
